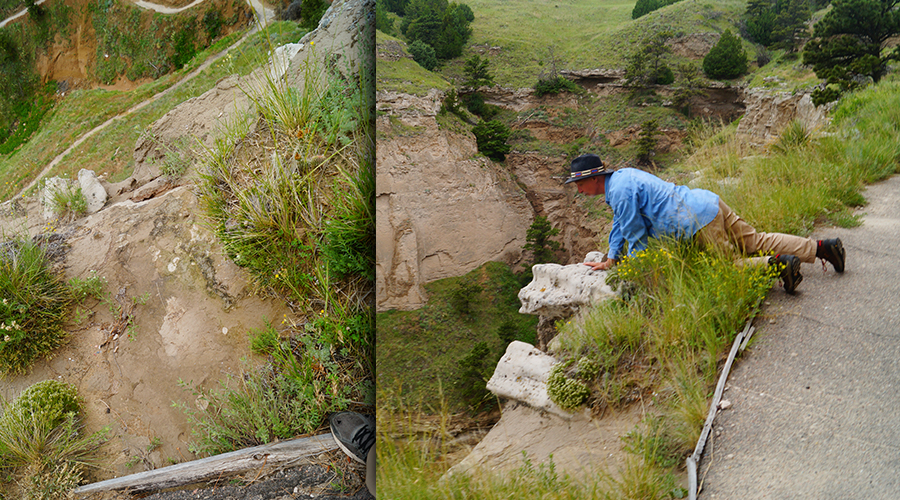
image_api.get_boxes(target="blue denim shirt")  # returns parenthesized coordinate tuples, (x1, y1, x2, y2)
(605, 168, 719, 260)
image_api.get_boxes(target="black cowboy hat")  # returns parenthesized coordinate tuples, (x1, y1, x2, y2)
(564, 154, 614, 184)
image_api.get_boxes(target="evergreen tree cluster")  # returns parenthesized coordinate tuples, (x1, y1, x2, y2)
(802, 0, 900, 105)
(625, 30, 676, 86)
(702, 29, 748, 79)
(632, 0, 682, 19)
(386, 0, 475, 62)
(744, 0, 812, 50)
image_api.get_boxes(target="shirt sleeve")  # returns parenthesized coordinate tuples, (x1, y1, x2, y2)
(608, 218, 624, 260)
(616, 189, 649, 258)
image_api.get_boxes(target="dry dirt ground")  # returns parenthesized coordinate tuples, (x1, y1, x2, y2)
(1, 185, 298, 480)
(1, 181, 377, 500)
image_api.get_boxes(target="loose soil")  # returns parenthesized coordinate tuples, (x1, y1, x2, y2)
(0, 186, 296, 484)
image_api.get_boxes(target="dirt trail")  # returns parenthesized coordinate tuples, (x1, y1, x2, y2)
(14, 0, 276, 197)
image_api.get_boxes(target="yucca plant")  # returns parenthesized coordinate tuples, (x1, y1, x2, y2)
(0, 237, 73, 375)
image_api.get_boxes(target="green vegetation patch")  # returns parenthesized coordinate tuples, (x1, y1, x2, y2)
(0, 235, 73, 375)
(0, 380, 107, 499)
(186, 25, 375, 455)
(89, 0, 250, 84)
(377, 261, 538, 412)
(376, 31, 451, 95)
(456, 0, 746, 88)
(0, 0, 26, 20)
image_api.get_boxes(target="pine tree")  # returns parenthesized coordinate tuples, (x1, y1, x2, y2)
(702, 30, 748, 79)
(463, 55, 493, 88)
(802, 0, 900, 104)
(523, 216, 562, 266)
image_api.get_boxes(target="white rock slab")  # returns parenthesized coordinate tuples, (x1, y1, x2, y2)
(78, 169, 107, 214)
(486, 341, 588, 420)
(40, 177, 69, 220)
(518, 252, 618, 319)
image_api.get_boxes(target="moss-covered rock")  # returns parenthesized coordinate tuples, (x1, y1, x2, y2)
(547, 363, 590, 412)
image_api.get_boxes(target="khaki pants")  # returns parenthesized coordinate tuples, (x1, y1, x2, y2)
(695, 200, 816, 266)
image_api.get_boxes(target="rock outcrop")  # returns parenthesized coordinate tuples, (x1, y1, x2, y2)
(448, 339, 638, 481)
(517, 252, 618, 349)
(447, 255, 633, 481)
(736, 88, 832, 144)
(518, 252, 618, 319)
(375, 90, 533, 311)
(78, 169, 108, 214)
(486, 341, 583, 420)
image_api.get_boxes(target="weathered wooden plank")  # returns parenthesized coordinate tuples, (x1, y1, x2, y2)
(688, 316, 753, 500)
(74, 434, 338, 495)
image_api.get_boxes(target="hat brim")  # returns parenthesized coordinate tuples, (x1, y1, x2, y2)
(564, 169, 613, 184)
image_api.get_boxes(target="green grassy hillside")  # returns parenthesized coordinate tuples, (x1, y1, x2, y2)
(448, 0, 748, 87)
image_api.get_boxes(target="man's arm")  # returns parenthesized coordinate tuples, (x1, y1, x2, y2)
(607, 218, 624, 260)
(614, 190, 649, 258)
(584, 258, 617, 271)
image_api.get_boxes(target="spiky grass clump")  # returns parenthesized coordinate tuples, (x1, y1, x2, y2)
(189, 23, 375, 454)
(0, 381, 108, 500)
(48, 184, 87, 221)
(0, 237, 73, 375)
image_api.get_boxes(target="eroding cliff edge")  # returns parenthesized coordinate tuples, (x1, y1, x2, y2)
(375, 90, 532, 311)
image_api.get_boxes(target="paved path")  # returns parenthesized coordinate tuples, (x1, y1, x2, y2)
(700, 175, 900, 499)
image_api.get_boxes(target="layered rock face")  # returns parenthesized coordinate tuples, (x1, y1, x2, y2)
(375, 90, 532, 311)
(737, 89, 832, 144)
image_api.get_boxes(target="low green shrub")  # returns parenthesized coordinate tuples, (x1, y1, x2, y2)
(702, 29, 748, 80)
(463, 92, 499, 119)
(203, 10, 223, 41)
(546, 362, 590, 411)
(533, 76, 581, 97)
(449, 276, 482, 318)
(472, 119, 511, 161)
(68, 271, 106, 302)
(3, 380, 79, 429)
(0, 380, 107, 499)
(408, 40, 437, 71)
(0, 237, 73, 375)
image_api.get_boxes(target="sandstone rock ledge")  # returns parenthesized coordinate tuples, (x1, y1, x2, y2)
(518, 251, 617, 319)
(445, 254, 636, 481)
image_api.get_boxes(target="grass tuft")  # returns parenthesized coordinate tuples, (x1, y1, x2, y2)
(0, 381, 108, 499)
(0, 236, 73, 375)
(183, 19, 375, 456)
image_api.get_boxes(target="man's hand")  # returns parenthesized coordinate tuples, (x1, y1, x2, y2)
(584, 258, 617, 271)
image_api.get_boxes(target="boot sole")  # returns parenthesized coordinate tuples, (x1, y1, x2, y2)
(828, 239, 845, 273)
(783, 256, 802, 294)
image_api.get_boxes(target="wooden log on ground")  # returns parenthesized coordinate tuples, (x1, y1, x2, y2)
(74, 434, 338, 496)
